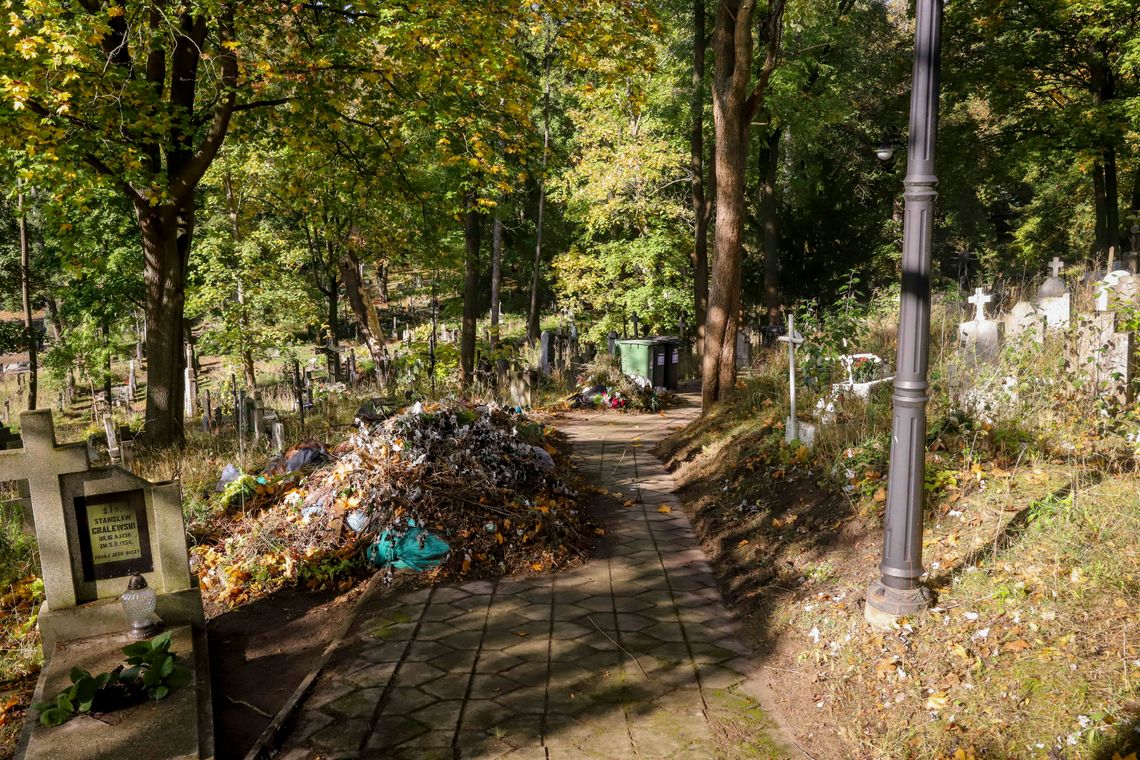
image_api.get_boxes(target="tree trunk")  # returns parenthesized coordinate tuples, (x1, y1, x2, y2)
(701, 0, 784, 410)
(325, 281, 340, 381)
(1094, 162, 1108, 263)
(44, 295, 61, 342)
(690, 0, 710, 356)
(376, 261, 389, 304)
(703, 0, 754, 409)
(339, 249, 389, 378)
(235, 275, 256, 389)
(1131, 164, 1140, 220)
(759, 127, 782, 325)
(489, 213, 503, 351)
(18, 185, 36, 412)
(225, 171, 257, 390)
(139, 208, 187, 445)
(1104, 145, 1121, 261)
(102, 319, 113, 409)
(461, 199, 483, 387)
(528, 51, 553, 345)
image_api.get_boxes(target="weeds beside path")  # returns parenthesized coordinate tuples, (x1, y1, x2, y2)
(658, 382, 1140, 759)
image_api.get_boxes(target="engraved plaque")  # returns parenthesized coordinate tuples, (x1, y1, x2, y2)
(75, 490, 153, 582)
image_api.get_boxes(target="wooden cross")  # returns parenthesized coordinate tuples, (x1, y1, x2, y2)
(1049, 257, 1064, 279)
(967, 287, 993, 322)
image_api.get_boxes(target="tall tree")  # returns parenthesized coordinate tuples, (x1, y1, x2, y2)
(702, 0, 786, 408)
(17, 182, 35, 410)
(690, 0, 712, 353)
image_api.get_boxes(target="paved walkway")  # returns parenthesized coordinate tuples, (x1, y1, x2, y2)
(275, 396, 784, 759)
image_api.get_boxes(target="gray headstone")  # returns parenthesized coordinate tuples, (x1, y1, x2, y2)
(540, 331, 554, 374)
(735, 330, 753, 369)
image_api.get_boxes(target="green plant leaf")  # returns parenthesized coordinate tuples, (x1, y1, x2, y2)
(39, 706, 71, 727)
(121, 641, 151, 659)
(149, 685, 169, 701)
(165, 666, 192, 689)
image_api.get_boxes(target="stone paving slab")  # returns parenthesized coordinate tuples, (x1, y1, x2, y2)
(274, 393, 787, 759)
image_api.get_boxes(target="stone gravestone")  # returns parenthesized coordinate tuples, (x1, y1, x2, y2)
(1036, 257, 1072, 330)
(1096, 269, 1138, 312)
(1004, 300, 1046, 343)
(959, 287, 1003, 364)
(735, 329, 753, 369)
(508, 369, 534, 408)
(1074, 272, 1139, 403)
(539, 330, 554, 374)
(183, 366, 198, 418)
(127, 359, 138, 401)
(607, 331, 619, 356)
(4, 410, 211, 759)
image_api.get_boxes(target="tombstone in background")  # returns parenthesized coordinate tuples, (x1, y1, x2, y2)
(103, 416, 121, 464)
(539, 330, 554, 374)
(127, 359, 138, 400)
(959, 287, 1003, 363)
(1095, 269, 1134, 312)
(508, 369, 534, 408)
(1073, 271, 1139, 402)
(735, 329, 753, 369)
(1032, 257, 1072, 330)
(183, 366, 198, 417)
(1004, 300, 1046, 343)
(271, 418, 285, 454)
(607, 331, 619, 356)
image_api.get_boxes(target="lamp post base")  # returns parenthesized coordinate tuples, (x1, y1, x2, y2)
(864, 580, 934, 630)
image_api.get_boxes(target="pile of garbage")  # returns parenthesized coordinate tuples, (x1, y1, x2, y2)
(191, 402, 593, 612)
(568, 354, 675, 412)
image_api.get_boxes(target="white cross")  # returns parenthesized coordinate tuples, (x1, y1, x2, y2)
(967, 287, 993, 322)
(777, 315, 805, 443)
(1049, 257, 1064, 278)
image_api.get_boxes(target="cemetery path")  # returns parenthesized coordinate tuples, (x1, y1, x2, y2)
(271, 392, 789, 760)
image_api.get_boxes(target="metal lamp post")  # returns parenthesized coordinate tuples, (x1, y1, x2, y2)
(865, 0, 944, 627)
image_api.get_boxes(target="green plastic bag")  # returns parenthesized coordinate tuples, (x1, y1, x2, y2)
(366, 523, 450, 572)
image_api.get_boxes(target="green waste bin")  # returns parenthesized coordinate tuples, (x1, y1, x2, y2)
(615, 337, 682, 390)
(615, 339, 656, 384)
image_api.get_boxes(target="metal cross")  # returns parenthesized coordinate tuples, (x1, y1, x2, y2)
(967, 287, 992, 322)
(1049, 257, 1064, 279)
(777, 314, 805, 444)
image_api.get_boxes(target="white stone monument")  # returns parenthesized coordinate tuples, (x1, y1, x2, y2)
(959, 287, 1003, 363)
(1004, 300, 1046, 343)
(1036, 257, 1071, 330)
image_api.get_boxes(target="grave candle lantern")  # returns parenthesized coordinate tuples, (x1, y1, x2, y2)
(121, 573, 160, 640)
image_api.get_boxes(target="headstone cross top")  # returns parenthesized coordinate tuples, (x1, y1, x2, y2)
(1049, 257, 1064, 278)
(968, 287, 993, 322)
